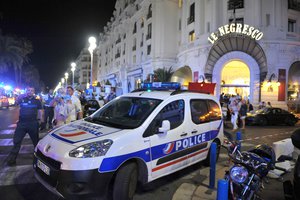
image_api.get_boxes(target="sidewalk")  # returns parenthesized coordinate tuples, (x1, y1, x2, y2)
(172, 154, 294, 200)
(172, 128, 295, 200)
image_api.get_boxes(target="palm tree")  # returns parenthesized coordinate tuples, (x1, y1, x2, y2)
(153, 67, 174, 82)
(0, 33, 32, 85)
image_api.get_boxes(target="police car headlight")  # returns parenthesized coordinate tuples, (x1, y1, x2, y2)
(230, 166, 249, 184)
(69, 139, 113, 158)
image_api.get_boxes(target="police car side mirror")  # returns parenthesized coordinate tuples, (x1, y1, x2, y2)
(158, 120, 170, 134)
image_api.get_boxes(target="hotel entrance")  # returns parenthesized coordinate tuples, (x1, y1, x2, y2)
(220, 60, 250, 100)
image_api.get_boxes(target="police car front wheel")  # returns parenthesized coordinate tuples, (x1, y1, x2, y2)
(113, 162, 138, 200)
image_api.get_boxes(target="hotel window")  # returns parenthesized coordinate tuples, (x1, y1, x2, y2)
(178, 0, 183, 8)
(133, 22, 137, 34)
(207, 22, 210, 32)
(288, 0, 300, 11)
(141, 18, 144, 28)
(179, 19, 181, 30)
(133, 55, 136, 63)
(147, 4, 152, 19)
(147, 45, 151, 55)
(189, 30, 195, 42)
(187, 3, 195, 24)
(140, 33, 144, 47)
(266, 14, 270, 26)
(132, 38, 136, 51)
(227, 0, 244, 10)
(147, 23, 152, 39)
(288, 19, 296, 32)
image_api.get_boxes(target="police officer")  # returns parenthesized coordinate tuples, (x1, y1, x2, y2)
(7, 86, 44, 166)
(41, 88, 54, 130)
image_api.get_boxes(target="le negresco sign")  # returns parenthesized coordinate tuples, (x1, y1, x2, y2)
(208, 23, 263, 44)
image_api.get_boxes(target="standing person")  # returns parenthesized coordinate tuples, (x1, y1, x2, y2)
(41, 88, 55, 130)
(51, 88, 68, 127)
(239, 99, 248, 129)
(65, 86, 82, 123)
(248, 101, 254, 113)
(7, 86, 44, 166)
(266, 101, 272, 108)
(229, 99, 239, 130)
(104, 87, 116, 104)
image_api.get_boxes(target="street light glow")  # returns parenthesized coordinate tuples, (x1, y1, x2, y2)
(65, 72, 69, 86)
(88, 36, 97, 88)
(88, 36, 96, 44)
(71, 62, 76, 87)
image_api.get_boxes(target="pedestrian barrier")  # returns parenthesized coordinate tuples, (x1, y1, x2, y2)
(236, 131, 242, 151)
(272, 138, 293, 160)
(209, 142, 217, 189)
(217, 179, 228, 200)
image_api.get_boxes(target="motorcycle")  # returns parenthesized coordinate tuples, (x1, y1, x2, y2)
(222, 133, 289, 200)
(283, 128, 300, 200)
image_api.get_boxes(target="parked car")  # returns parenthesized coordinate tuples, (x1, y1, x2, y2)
(0, 96, 9, 109)
(33, 83, 224, 200)
(83, 99, 101, 117)
(246, 107, 298, 126)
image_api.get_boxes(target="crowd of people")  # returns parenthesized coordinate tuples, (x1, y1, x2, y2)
(221, 93, 273, 130)
(39, 86, 117, 130)
(6, 84, 117, 166)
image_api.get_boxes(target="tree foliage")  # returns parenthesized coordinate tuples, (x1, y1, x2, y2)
(0, 32, 33, 85)
(153, 67, 174, 82)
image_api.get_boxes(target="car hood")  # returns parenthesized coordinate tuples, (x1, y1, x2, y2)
(49, 120, 121, 144)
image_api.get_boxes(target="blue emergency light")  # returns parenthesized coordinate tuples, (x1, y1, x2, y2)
(141, 82, 181, 91)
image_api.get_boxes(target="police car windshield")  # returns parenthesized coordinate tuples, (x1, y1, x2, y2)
(87, 97, 162, 129)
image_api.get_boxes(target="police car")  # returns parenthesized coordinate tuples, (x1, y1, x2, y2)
(33, 82, 223, 200)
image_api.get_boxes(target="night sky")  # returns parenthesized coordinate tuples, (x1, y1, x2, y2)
(0, 0, 116, 88)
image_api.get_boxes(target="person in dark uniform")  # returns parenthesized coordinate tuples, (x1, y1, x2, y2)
(7, 86, 44, 166)
(41, 88, 54, 130)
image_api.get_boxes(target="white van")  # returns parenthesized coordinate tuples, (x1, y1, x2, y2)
(33, 83, 223, 200)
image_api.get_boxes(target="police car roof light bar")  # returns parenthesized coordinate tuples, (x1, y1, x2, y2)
(141, 82, 181, 91)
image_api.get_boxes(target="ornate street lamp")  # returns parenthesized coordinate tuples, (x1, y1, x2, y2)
(71, 62, 76, 88)
(65, 72, 69, 86)
(88, 36, 97, 88)
(61, 78, 65, 88)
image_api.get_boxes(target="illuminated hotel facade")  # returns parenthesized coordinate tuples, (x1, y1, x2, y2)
(95, 0, 300, 110)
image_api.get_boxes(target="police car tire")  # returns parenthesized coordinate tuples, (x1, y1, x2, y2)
(203, 141, 220, 167)
(113, 162, 138, 200)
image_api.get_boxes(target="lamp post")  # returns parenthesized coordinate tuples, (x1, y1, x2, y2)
(71, 62, 76, 88)
(65, 72, 69, 87)
(88, 36, 97, 88)
(61, 78, 65, 88)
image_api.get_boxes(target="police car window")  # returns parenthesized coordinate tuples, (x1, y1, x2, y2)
(190, 99, 209, 124)
(145, 100, 185, 135)
(208, 100, 221, 121)
(159, 100, 184, 130)
(88, 97, 162, 129)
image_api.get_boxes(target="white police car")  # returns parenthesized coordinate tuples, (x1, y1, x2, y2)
(33, 82, 223, 200)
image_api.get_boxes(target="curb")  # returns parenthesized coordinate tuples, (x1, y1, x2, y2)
(173, 163, 228, 200)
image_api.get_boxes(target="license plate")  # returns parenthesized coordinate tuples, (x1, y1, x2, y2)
(37, 160, 50, 176)
(89, 108, 96, 111)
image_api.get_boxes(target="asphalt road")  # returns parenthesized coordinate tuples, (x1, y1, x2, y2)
(0, 107, 298, 200)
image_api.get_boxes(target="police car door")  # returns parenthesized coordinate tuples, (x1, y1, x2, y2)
(188, 99, 212, 165)
(144, 99, 188, 179)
